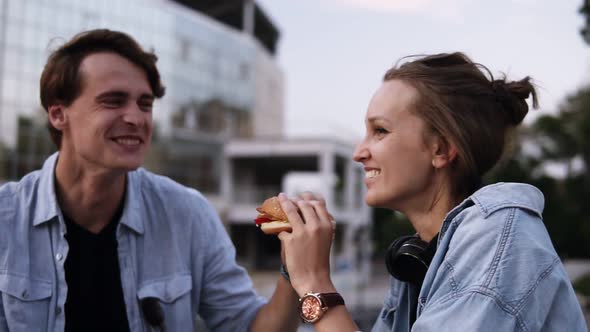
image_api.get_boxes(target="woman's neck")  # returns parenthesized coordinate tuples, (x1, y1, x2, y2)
(404, 179, 457, 243)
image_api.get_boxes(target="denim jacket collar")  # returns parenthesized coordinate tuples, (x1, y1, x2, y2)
(32, 152, 145, 234)
(439, 182, 544, 242)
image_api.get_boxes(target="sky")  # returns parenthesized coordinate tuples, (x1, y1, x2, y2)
(256, 0, 590, 142)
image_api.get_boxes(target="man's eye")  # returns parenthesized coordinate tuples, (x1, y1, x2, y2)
(139, 102, 153, 112)
(102, 99, 124, 107)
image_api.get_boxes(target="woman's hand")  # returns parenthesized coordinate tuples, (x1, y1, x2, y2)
(277, 192, 337, 296)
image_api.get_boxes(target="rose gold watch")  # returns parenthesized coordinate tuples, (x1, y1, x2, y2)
(298, 292, 345, 323)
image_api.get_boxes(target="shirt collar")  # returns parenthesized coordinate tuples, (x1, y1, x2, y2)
(33, 152, 61, 226)
(470, 182, 544, 218)
(33, 152, 146, 234)
(439, 182, 544, 240)
(119, 170, 145, 234)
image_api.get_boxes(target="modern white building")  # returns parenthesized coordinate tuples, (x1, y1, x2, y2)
(0, 0, 283, 184)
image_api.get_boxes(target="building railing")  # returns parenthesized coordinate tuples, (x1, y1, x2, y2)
(233, 186, 281, 205)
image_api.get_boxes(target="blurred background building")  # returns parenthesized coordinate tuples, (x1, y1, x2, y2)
(0, 0, 373, 321)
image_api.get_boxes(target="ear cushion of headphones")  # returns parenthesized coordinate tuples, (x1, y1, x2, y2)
(385, 235, 430, 285)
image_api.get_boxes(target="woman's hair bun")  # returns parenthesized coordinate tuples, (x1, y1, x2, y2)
(491, 76, 538, 125)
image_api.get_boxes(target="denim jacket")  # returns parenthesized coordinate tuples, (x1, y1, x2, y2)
(0, 153, 266, 331)
(371, 183, 587, 332)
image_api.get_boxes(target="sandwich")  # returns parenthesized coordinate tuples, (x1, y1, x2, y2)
(255, 196, 292, 235)
(255, 196, 335, 235)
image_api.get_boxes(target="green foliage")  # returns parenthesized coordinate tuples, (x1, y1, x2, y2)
(581, 0, 590, 44)
(574, 273, 590, 297)
(486, 85, 590, 258)
(372, 208, 414, 259)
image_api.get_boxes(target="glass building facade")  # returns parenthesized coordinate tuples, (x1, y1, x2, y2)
(0, 0, 284, 193)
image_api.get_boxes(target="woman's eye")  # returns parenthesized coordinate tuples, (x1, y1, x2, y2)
(374, 127, 388, 136)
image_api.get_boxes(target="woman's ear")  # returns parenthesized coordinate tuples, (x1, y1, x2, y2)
(48, 104, 67, 130)
(431, 136, 458, 169)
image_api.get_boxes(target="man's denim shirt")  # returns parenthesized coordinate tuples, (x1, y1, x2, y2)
(372, 183, 587, 332)
(0, 153, 266, 331)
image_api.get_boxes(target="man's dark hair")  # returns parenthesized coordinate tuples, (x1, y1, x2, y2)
(40, 29, 166, 148)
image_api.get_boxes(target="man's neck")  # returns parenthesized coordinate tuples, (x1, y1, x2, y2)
(54, 154, 127, 234)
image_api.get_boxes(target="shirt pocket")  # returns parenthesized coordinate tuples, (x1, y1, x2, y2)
(0, 272, 52, 330)
(137, 274, 193, 330)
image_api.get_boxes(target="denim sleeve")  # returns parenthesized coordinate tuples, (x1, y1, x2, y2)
(412, 292, 519, 332)
(0, 296, 7, 332)
(194, 197, 266, 331)
(517, 264, 588, 332)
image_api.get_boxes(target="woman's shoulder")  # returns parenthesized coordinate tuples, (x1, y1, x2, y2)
(437, 182, 564, 307)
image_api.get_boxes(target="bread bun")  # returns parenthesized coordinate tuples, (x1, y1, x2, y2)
(256, 196, 288, 220)
(255, 196, 291, 235)
(255, 196, 334, 235)
(260, 220, 292, 235)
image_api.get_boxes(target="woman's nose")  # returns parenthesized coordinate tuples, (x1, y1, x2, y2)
(353, 141, 369, 162)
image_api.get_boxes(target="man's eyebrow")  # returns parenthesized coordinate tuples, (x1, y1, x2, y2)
(139, 93, 155, 101)
(95, 91, 129, 100)
(95, 91, 155, 100)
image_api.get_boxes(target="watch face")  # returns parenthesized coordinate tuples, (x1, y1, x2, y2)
(300, 295, 322, 322)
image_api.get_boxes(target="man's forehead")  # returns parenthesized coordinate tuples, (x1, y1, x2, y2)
(78, 52, 150, 92)
(79, 52, 141, 76)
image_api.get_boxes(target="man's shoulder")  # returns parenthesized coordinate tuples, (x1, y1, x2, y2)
(0, 170, 42, 210)
(131, 168, 210, 210)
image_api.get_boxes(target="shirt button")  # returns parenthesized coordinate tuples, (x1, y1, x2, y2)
(21, 290, 28, 299)
(55, 253, 63, 261)
(56, 307, 62, 315)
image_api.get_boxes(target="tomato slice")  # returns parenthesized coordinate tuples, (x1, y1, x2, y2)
(255, 217, 272, 225)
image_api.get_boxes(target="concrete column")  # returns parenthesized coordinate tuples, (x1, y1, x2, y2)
(221, 147, 233, 203)
(345, 159, 355, 216)
(243, 0, 255, 36)
(319, 148, 334, 209)
(0, 0, 8, 148)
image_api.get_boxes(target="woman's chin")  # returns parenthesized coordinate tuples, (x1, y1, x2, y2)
(365, 194, 385, 208)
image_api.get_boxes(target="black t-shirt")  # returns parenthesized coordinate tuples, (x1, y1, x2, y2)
(63, 208, 130, 332)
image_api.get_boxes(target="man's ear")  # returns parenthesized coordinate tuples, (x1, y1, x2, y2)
(431, 136, 458, 169)
(47, 104, 67, 130)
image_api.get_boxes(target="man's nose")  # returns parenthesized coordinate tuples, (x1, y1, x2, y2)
(122, 104, 145, 126)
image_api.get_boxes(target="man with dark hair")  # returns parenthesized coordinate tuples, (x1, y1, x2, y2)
(0, 29, 300, 331)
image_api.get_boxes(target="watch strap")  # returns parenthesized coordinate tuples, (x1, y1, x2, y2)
(319, 292, 345, 307)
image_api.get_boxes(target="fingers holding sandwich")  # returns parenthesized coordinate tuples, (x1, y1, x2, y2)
(276, 193, 335, 295)
(277, 193, 305, 231)
(293, 193, 335, 238)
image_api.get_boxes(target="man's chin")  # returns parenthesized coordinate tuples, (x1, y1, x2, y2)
(110, 157, 144, 172)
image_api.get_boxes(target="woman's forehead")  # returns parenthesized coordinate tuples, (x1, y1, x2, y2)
(367, 80, 419, 120)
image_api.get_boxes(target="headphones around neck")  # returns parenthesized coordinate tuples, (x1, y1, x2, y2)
(385, 234, 438, 286)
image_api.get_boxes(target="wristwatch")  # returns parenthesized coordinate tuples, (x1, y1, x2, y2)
(298, 292, 345, 323)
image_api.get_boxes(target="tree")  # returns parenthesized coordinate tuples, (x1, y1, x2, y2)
(581, 0, 590, 44)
